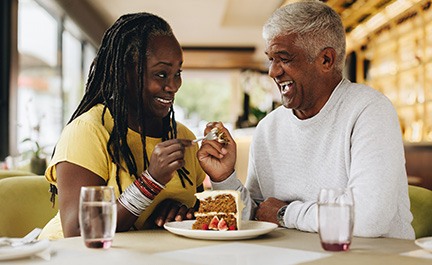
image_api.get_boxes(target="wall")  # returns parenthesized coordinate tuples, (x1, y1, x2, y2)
(405, 145, 432, 190)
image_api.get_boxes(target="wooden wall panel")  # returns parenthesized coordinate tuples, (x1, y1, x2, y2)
(405, 145, 432, 190)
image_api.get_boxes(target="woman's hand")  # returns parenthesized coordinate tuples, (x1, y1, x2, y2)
(148, 139, 192, 185)
(196, 122, 236, 182)
(153, 199, 195, 227)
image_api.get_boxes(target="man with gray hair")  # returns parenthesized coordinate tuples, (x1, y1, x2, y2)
(197, 0, 414, 240)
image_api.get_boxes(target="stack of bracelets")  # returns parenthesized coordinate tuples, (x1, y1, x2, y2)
(118, 170, 165, 216)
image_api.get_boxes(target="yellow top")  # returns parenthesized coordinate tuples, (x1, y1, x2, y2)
(39, 104, 205, 239)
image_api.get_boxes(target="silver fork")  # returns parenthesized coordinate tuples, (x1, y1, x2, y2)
(0, 228, 42, 248)
(192, 129, 218, 143)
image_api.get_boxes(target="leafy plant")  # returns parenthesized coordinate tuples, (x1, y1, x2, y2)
(21, 137, 45, 159)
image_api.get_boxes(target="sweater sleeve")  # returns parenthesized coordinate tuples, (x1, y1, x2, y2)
(210, 140, 261, 220)
(210, 172, 255, 219)
(347, 96, 408, 237)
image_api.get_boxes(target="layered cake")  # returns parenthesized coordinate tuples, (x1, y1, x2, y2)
(192, 190, 244, 230)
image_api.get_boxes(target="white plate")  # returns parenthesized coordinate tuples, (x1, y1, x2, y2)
(0, 239, 50, 261)
(415, 236, 432, 253)
(164, 220, 278, 240)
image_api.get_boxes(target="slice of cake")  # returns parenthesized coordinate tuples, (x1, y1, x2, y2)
(192, 190, 244, 231)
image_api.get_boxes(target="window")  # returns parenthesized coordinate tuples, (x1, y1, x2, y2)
(174, 70, 236, 137)
(62, 30, 83, 121)
(17, 0, 61, 158)
(14, 0, 94, 165)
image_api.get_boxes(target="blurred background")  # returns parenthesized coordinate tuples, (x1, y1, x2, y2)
(1, 0, 432, 189)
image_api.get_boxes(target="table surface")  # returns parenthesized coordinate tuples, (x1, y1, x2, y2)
(6, 226, 432, 265)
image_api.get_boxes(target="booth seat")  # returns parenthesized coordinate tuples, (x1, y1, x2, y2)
(0, 169, 35, 180)
(0, 175, 57, 237)
(409, 185, 432, 238)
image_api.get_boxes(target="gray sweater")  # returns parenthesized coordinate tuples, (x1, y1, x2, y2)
(212, 79, 415, 240)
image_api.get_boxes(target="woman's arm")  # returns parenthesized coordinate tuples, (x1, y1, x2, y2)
(56, 162, 138, 237)
(57, 138, 196, 237)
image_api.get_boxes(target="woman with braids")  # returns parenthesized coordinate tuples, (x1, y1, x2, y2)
(38, 12, 207, 239)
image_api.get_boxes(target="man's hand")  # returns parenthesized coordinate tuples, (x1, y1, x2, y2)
(255, 197, 288, 226)
(196, 122, 236, 182)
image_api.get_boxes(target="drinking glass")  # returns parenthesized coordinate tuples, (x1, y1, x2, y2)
(79, 186, 117, 249)
(318, 188, 354, 251)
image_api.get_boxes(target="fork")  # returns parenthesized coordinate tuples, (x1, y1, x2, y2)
(192, 130, 218, 143)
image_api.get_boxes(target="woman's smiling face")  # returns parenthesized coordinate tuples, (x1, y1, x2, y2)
(143, 35, 183, 119)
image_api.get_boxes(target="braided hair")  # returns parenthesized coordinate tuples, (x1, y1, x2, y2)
(50, 13, 191, 203)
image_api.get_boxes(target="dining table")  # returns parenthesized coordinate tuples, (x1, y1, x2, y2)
(4, 224, 432, 265)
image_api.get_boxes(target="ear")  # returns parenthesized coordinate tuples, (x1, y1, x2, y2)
(318, 47, 336, 72)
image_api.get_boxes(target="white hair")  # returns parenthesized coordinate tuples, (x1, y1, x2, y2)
(263, 0, 346, 72)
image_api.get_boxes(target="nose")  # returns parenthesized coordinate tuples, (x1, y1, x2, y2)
(164, 78, 181, 93)
(268, 61, 283, 79)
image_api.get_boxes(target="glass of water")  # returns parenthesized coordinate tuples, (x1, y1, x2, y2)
(79, 186, 117, 249)
(318, 188, 354, 251)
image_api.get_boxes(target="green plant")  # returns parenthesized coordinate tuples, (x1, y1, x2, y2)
(19, 105, 48, 175)
(21, 138, 44, 159)
(21, 137, 47, 175)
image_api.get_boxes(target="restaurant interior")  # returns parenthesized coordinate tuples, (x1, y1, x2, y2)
(3, 0, 432, 185)
(0, 1, 431, 261)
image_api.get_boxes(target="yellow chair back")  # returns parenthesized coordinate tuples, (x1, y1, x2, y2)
(409, 185, 432, 238)
(0, 169, 35, 180)
(0, 175, 57, 237)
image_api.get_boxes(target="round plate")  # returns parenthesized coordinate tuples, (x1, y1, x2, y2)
(0, 239, 50, 261)
(164, 220, 278, 240)
(415, 236, 432, 253)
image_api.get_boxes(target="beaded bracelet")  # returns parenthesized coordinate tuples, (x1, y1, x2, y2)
(118, 170, 165, 216)
(134, 171, 163, 200)
(142, 170, 165, 189)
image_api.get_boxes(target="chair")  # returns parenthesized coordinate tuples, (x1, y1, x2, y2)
(234, 135, 252, 185)
(0, 175, 57, 237)
(408, 185, 432, 238)
(0, 169, 35, 180)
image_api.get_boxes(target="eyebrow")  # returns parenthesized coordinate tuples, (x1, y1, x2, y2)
(152, 61, 183, 67)
(153, 61, 172, 67)
(265, 50, 292, 56)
